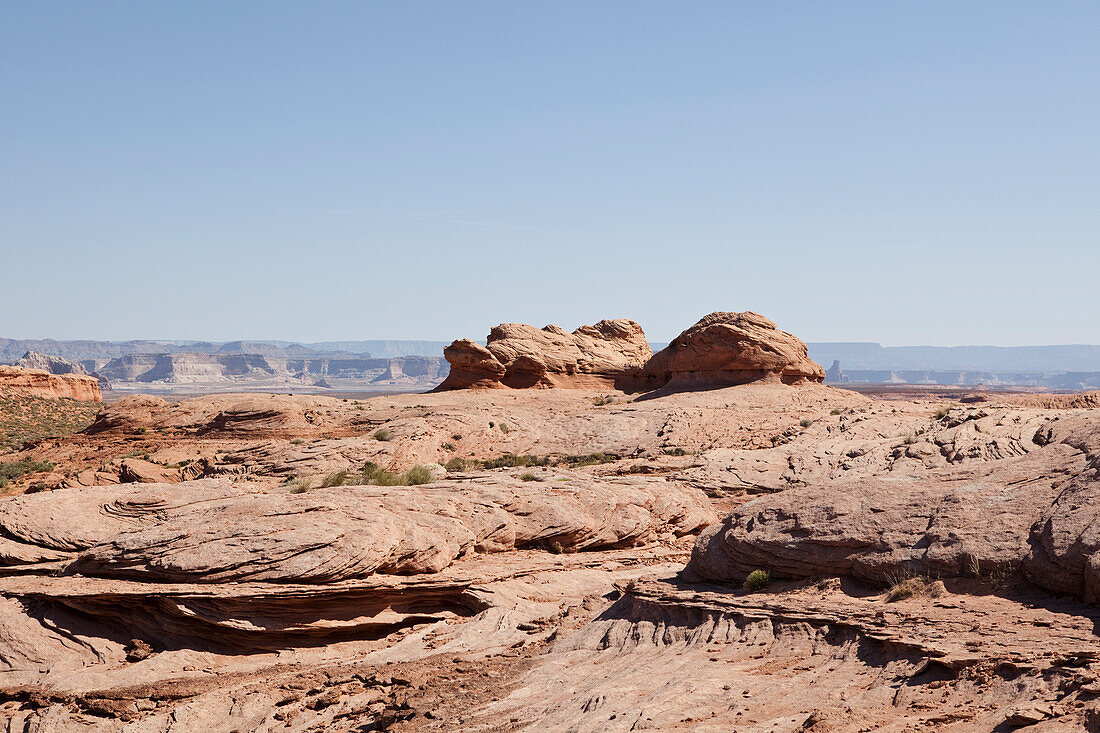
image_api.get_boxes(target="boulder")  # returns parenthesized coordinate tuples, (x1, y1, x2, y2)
(643, 312, 825, 389)
(13, 350, 89, 376)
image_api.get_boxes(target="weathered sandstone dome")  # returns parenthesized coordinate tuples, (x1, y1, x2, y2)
(438, 311, 823, 391)
(643, 311, 825, 388)
(436, 319, 652, 390)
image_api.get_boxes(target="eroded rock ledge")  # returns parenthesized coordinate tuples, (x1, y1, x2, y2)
(0, 365, 102, 402)
(437, 310, 825, 392)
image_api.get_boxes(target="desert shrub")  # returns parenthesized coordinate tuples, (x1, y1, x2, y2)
(901, 431, 916, 445)
(481, 454, 552, 469)
(885, 574, 943, 602)
(290, 438, 305, 445)
(545, 540, 564, 554)
(445, 457, 471, 472)
(663, 447, 689, 456)
(743, 569, 771, 592)
(800, 418, 813, 428)
(135, 427, 147, 435)
(770, 435, 781, 446)
(519, 471, 542, 482)
(934, 406, 950, 419)
(452, 433, 463, 440)
(442, 442, 456, 451)
(561, 452, 617, 467)
(592, 395, 616, 406)
(402, 465, 433, 485)
(360, 461, 432, 486)
(321, 469, 350, 487)
(498, 422, 510, 434)
(373, 429, 393, 442)
(830, 408, 844, 416)
(288, 476, 314, 494)
(0, 459, 55, 483)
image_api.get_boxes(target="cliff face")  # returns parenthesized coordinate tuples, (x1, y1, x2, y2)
(0, 366, 102, 402)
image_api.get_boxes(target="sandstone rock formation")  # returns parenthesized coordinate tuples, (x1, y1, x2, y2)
(13, 349, 89, 376)
(437, 319, 651, 390)
(0, 364, 102, 402)
(642, 311, 825, 389)
(439, 311, 825, 392)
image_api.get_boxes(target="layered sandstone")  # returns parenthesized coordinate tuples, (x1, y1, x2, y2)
(437, 319, 651, 390)
(0, 365, 102, 402)
(643, 311, 825, 388)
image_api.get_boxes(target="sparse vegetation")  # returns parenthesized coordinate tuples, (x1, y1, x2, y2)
(519, 471, 542, 482)
(359, 461, 433, 486)
(830, 408, 844, 416)
(451, 434, 463, 441)
(901, 431, 916, 445)
(592, 395, 616, 406)
(373, 429, 393, 442)
(663, 447, 689, 456)
(498, 422, 510, 434)
(934, 406, 950, 419)
(800, 418, 813, 428)
(480, 453, 553, 469)
(290, 438, 305, 445)
(743, 569, 771, 592)
(885, 574, 944, 602)
(0, 458, 56, 489)
(0, 394, 100, 453)
(445, 457, 471, 472)
(320, 469, 350, 487)
(287, 476, 314, 494)
(442, 442, 456, 451)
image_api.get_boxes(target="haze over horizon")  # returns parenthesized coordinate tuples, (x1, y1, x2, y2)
(4, 2, 1099, 346)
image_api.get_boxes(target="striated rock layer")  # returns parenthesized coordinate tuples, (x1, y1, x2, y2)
(439, 311, 824, 392)
(437, 319, 652, 390)
(0, 364, 102, 402)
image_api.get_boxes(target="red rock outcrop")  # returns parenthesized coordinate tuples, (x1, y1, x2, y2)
(0, 365, 102, 402)
(643, 311, 825, 388)
(439, 311, 824, 392)
(437, 319, 652, 390)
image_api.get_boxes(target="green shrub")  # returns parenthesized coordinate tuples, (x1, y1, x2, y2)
(0, 459, 55, 483)
(561, 452, 617, 467)
(445, 457, 471, 472)
(373, 429, 393, 442)
(519, 471, 542, 482)
(321, 469, 350, 487)
(800, 418, 813, 428)
(663, 447, 689, 456)
(481, 454, 552, 469)
(830, 408, 844, 416)
(442, 442, 456, 451)
(743, 569, 770, 592)
(402, 465, 433, 485)
(452, 434, 463, 441)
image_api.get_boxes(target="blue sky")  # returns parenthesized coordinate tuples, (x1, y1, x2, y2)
(3, 2, 1099, 345)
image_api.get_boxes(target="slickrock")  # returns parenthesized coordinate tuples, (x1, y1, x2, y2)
(643, 311, 825, 388)
(0, 364, 102, 402)
(0, 475, 710, 583)
(437, 319, 651, 390)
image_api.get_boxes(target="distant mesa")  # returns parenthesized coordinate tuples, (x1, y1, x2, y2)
(437, 311, 824, 392)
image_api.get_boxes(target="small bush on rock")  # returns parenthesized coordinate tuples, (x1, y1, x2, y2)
(743, 569, 770, 592)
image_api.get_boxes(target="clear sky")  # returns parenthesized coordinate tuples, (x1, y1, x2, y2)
(3, 2, 1099, 346)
